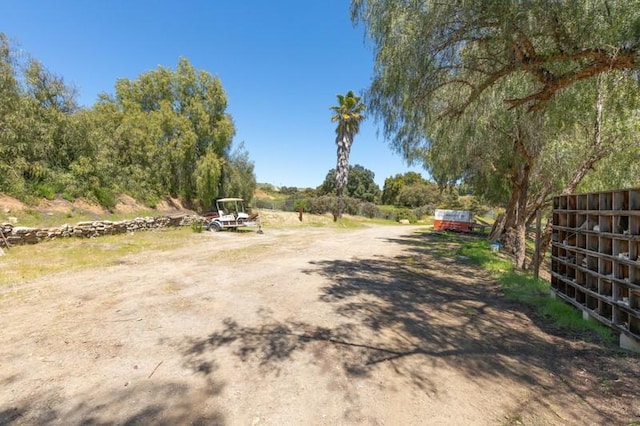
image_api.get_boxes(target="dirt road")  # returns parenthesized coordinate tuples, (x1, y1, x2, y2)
(1, 224, 639, 425)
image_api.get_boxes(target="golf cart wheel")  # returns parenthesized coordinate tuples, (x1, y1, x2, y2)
(209, 222, 222, 232)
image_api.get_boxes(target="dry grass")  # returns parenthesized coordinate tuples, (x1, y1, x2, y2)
(0, 228, 193, 288)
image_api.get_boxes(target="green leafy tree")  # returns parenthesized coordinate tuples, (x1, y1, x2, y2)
(0, 35, 254, 209)
(194, 148, 223, 211)
(24, 59, 78, 114)
(99, 58, 240, 207)
(352, 1, 640, 268)
(397, 182, 441, 209)
(381, 172, 429, 205)
(330, 90, 365, 220)
(352, 0, 640, 124)
(221, 142, 257, 206)
(318, 164, 381, 202)
(0, 36, 79, 199)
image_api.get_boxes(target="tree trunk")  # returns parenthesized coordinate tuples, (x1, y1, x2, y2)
(334, 133, 352, 221)
(534, 77, 609, 267)
(333, 187, 343, 222)
(489, 186, 521, 242)
(513, 162, 531, 269)
(500, 161, 531, 269)
(489, 213, 505, 242)
(497, 121, 534, 269)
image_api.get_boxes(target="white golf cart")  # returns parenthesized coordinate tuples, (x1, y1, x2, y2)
(203, 198, 260, 232)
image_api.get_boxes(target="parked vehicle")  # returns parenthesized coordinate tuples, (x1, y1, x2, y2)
(433, 209, 473, 232)
(433, 209, 490, 234)
(203, 198, 260, 232)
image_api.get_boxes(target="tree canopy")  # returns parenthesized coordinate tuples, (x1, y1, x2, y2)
(0, 33, 255, 211)
(318, 164, 381, 202)
(352, 0, 640, 268)
(352, 0, 640, 149)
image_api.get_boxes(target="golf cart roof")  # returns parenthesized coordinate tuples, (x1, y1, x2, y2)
(217, 198, 244, 202)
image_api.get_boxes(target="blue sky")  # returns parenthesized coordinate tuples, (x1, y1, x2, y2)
(1, 0, 426, 188)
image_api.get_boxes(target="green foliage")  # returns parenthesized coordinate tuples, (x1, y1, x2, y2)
(395, 208, 417, 223)
(253, 197, 285, 210)
(256, 183, 278, 195)
(307, 195, 338, 215)
(318, 164, 381, 202)
(33, 183, 55, 200)
(191, 219, 205, 233)
(293, 199, 309, 212)
(279, 186, 300, 196)
(194, 149, 222, 211)
(381, 172, 444, 208)
(353, 1, 640, 269)
(382, 172, 427, 205)
(220, 142, 257, 205)
(0, 36, 255, 210)
(353, 0, 640, 132)
(397, 183, 436, 208)
(92, 187, 117, 210)
(357, 202, 378, 218)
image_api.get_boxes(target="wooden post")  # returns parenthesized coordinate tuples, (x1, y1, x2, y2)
(533, 209, 542, 279)
(0, 229, 9, 251)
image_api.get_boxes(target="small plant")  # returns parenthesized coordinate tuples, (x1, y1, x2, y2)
(93, 187, 117, 211)
(503, 412, 523, 425)
(34, 183, 56, 200)
(396, 208, 417, 223)
(191, 219, 205, 233)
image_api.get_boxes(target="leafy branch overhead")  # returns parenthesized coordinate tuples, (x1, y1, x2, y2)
(352, 0, 640, 120)
(352, 0, 640, 270)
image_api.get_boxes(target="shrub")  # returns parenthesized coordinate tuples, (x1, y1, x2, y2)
(34, 183, 55, 200)
(396, 208, 417, 223)
(93, 187, 117, 210)
(191, 219, 205, 233)
(358, 202, 379, 218)
(307, 195, 336, 214)
(293, 198, 309, 212)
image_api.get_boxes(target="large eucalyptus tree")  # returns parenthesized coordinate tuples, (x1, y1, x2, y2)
(330, 90, 365, 220)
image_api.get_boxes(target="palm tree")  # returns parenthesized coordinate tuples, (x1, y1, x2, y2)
(330, 90, 365, 221)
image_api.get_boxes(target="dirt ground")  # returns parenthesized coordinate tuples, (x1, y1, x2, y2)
(1, 222, 639, 425)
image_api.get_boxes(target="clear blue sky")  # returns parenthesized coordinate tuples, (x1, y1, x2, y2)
(1, 0, 426, 189)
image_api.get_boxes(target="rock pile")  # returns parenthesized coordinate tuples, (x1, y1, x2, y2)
(0, 215, 200, 247)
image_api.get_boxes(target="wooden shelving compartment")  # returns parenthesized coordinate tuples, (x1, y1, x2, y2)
(552, 188, 640, 345)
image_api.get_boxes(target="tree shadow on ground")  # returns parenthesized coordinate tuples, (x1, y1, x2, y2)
(179, 229, 640, 424)
(368, 230, 640, 422)
(1, 377, 225, 425)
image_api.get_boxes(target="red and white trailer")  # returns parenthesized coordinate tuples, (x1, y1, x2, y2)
(433, 209, 473, 232)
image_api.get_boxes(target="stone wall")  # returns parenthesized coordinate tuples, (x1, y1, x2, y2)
(0, 215, 201, 247)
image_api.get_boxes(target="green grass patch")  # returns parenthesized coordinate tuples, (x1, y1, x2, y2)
(458, 239, 512, 274)
(0, 228, 192, 288)
(332, 216, 368, 229)
(457, 239, 615, 344)
(330, 213, 410, 229)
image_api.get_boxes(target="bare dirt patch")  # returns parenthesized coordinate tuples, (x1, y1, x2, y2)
(0, 195, 25, 214)
(1, 225, 639, 425)
(0, 193, 198, 224)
